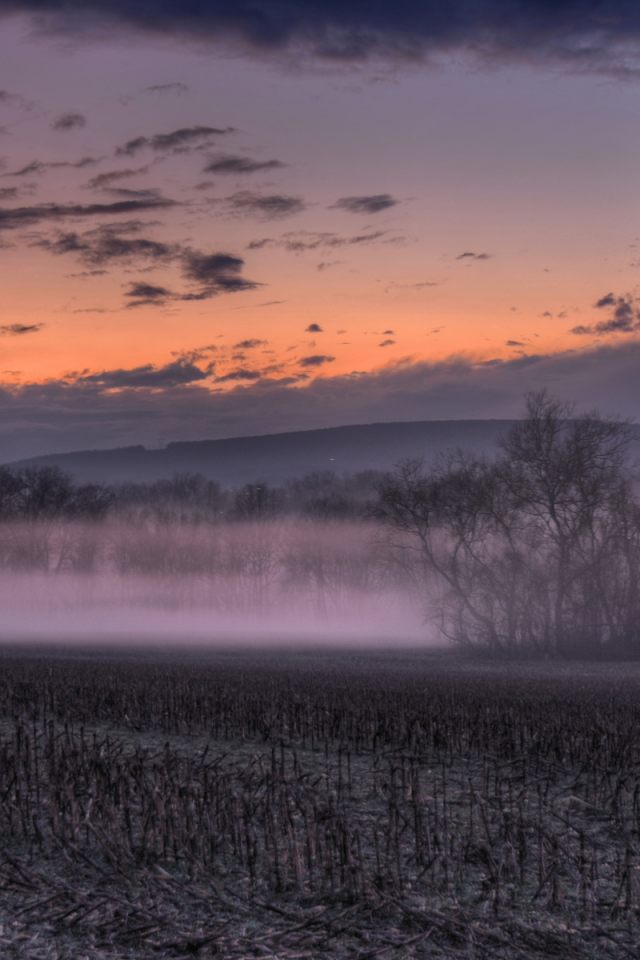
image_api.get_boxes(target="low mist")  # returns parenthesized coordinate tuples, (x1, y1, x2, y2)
(0, 519, 432, 648)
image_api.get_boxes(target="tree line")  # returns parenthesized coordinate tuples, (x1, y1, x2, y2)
(375, 391, 640, 658)
(3, 390, 640, 657)
(0, 467, 400, 618)
(0, 464, 381, 524)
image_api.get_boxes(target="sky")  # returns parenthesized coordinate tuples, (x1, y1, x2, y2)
(1, 0, 640, 459)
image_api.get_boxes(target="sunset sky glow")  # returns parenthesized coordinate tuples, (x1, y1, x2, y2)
(1, 1, 640, 458)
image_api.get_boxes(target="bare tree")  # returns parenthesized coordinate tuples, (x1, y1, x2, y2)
(374, 391, 638, 657)
(230, 482, 284, 522)
(374, 453, 522, 654)
(499, 391, 633, 654)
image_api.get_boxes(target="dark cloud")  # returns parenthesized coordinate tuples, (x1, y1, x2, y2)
(248, 229, 390, 251)
(142, 83, 188, 95)
(86, 167, 149, 190)
(3, 156, 97, 177)
(172, 344, 218, 364)
(598, 295, 638, 333)
(94, 186, 161, 200)
(227, 191, 305, 219)
(5, 160, 46, 177)
(306, 323, 323, 332)
(385, 280, 438, 291)
(6, 341, 640, 464)
(52, 112, 86, 131)
(182, 251, 242, 283)
(0, 187, 17, 201)
(0, 323, 43, 335)
(4, 0, 640, 74)
(204, 154, 286, 175)
(116, 126, 234, 156)
(571, 293, 640, 336)
(39, 223, 177, 266)
(234, 339, 267, 349)
(79, 360, 209, 388)
(34, 219, 259, 303)
(456, 251, 492, 261)
(125, 282, 173, 306)
(181, 250, 260, 293)
(382, 329, 394, 334)
(506, 340, 524, 346)
(115, 137, 148, 157)
(215, 368, 262, 382)
(299, 355, 335, 367)
(379, 339, 395, 347)
(0, 197, 175, 230)
(596, 292, 617, 308)
(0, 89, 32, 111)
(332, 194, 399, 215)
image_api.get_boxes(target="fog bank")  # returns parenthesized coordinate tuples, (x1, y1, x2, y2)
(0, 520, 434, 648)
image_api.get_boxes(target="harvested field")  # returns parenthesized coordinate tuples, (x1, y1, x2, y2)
(1, 648, 640, 958)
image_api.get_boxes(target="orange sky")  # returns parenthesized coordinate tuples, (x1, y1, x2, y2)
(0, 13, 639, 457)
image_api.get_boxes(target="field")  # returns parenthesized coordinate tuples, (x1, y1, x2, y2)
(1, 648, 640, 958)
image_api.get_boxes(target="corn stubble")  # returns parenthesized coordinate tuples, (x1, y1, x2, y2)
(0, 653, 639, 958)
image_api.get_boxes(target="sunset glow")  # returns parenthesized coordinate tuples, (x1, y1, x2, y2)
(0, 6, 639, 458)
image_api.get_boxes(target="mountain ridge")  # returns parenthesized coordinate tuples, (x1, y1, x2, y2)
(0, 419, 546, 485)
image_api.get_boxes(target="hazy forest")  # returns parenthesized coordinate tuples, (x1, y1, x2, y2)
(0, 391, 639, 657)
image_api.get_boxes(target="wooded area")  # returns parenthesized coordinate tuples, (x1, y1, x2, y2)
(1, 391, 639, 658)
(376, 392, 639, 657)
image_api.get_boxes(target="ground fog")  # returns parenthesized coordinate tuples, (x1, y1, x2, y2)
(0, 519, 431, 646)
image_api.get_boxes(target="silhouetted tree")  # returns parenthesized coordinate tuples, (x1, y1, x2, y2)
(17, 466, 75, 519)
(230, 482, 284, 521)
(375, 391, 638, 658)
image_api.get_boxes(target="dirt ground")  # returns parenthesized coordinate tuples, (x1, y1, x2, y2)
(1, 646, 640, 959)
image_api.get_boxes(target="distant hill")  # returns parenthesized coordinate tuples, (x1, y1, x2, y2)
(4, 421, 521, 486)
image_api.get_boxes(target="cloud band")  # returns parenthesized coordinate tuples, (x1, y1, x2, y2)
(1, 0, 639, 72)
